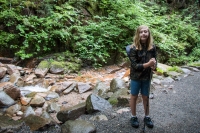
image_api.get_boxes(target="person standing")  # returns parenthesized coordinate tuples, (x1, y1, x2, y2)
(128, 25, 157, 128)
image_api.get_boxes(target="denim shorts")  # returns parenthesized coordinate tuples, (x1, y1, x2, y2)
(130, 79, 151, 96)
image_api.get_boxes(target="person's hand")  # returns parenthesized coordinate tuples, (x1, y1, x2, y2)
(149, 58, 156, 70)
(148, 58, 156, 66)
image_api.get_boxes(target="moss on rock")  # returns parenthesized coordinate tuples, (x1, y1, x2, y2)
(37, 60, 50, 69)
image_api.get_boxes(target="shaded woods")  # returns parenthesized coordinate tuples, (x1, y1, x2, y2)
(0, 0, 200, 68)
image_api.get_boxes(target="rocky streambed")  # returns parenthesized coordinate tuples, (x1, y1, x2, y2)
(0, 60, 199, 133)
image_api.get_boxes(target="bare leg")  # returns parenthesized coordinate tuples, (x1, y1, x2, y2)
(130, 95, 138, 116)
(142, 95, 149, 116)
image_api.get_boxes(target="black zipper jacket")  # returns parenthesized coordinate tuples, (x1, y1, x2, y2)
(129, 44, 157, 80)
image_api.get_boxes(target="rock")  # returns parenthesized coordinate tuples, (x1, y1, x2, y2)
(47, 102, 60, 113)
(23, 114, 51, 131)
(93, 82, 110, 98)
(63, 82, 76, 94)
(0, 82, 13, 90)
(57, 102, 86, 123)
(49, 61, 65, 74)
(0, 74, 10, 82)
(167, 71, 181, 79)
(108, 88, 129, 106)
(116, 107, 130, 114)
(152, 78, 161, 85)
(86, 94, 112, 114)
(55, 81, 74, 94)
(45, 92, 59, 101)
(6, 64, 20, 75)
(20, 97, 32, 105)
(161, 76, 174, 84)
(0, 67, 7, 78)
(10, 73, 22, 85)
(0, 115, 26, 133)
(35, 60, 50, 78)
(110, 78, 126, 92)
(89, 114, 108, 121)
(3, 83, 20, 100)
(61, 119, 96, 133)
(30, 94, 45, 107)
(23, 106, 35, 117)
(157, 63, 171, 72)
(16, 111, 23, 116)
(34, 107, 43, 116)
(77, 82, 92, 94)
(117, 95, 130, 107)
(0, 91, 15, 107)
(6, 104, 21, 117)
(24, 73, 37, 82)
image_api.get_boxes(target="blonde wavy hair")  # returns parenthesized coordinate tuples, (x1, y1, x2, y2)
(132, 25, 153, 50)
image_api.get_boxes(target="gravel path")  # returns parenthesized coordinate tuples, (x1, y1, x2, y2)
(80, 71, 200, 133)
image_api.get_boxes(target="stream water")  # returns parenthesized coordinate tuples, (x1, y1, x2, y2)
(19, 85, 48, 96)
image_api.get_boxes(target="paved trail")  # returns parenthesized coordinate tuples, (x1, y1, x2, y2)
(87, 71, 200, 133)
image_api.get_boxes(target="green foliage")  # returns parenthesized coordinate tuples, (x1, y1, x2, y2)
(167, 66, 183, 73)
(156, 67, 164, 74)
(0, 0, 200, 68)
(188, 61, 200, 67)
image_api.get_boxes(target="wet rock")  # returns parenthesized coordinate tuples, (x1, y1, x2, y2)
(61, 119, 96, 133)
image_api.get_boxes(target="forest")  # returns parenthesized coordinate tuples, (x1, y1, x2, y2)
(0, 0, 200, 68)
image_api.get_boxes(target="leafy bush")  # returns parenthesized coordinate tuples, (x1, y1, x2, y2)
(0, 0, 200, 68)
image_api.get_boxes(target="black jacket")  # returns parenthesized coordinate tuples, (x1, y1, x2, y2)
(129, 45, 157, 80)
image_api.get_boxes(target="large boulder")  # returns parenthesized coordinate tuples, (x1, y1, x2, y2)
(35, 60, 50, 78)
(86, 94, 112, 114)
(110, 78, 126, 92)
(0, 115, 27, 133)
(61, 119, 96, 133)
(108, 88, 129, 106)
(57, 102, 86, 123)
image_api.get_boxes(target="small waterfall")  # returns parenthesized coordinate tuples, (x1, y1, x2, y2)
(19, 85, 48, 96)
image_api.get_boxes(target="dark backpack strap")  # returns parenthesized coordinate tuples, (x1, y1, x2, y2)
(126, 44, 131, 58)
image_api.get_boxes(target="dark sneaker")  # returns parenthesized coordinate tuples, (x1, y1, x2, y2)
(144, 117, 154, 128)
(130, 117, 139, 128)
